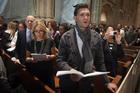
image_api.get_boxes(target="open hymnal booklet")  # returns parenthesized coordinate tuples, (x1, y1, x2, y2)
(56, 69, 110, 78)
(31, 53, 46, 61)
(7, 46, 16, 52)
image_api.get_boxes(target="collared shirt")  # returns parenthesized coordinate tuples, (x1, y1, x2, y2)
(26, 28, 32, 43)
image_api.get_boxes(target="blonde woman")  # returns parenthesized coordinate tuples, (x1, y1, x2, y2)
(2, 21, 17, 56)
(26, 22, 56, 89)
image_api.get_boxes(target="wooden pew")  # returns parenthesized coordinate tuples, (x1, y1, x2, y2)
(0, 49, 55, 93)
(123, 46, 140, 58)
(118, 60, 132, 68)
(93, 74, 122, 93)
(116, 46, 140, 80)
(124, 46, 140, 50)
(109, 75, 122, 86)
(118, 54, 133, 70)
(123, 49, 137, 59)
(117, 45, 139, 71)
(123, 48, 138, 54)
(16, 63, 55, 93)
(96, 47, 139, 93)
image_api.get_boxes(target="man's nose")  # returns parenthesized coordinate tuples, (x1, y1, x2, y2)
(84, 15, 88, 19)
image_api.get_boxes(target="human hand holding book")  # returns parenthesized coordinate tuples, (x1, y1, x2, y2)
(56, 69, 110, 78)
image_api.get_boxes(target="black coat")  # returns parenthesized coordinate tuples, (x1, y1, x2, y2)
(102, 39, 124, 76)
(16, 29, 26, 64)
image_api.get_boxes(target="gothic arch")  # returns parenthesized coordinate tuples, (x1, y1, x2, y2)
(100, 4, 113, 25)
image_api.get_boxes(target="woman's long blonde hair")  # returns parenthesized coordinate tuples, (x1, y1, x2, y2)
(7, 21, 17, 37)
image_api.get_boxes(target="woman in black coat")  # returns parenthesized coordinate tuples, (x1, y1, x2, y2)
(102, 26, 124, 77)
(26, 21, 57, 89)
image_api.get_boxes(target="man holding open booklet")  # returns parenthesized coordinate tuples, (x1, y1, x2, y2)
(56, 69, 110, 78)
(56, 3, 117, 93)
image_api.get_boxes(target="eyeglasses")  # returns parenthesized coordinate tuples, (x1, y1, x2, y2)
(34, 30, 45, 33)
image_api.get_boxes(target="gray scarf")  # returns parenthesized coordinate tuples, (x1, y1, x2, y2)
(75, 25, 93, 73)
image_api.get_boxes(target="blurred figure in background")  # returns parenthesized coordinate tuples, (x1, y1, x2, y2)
(54, 23, 68, 48)
(16, 15, 35, 64)
(2, 21, 17, 57)
(18, 21, 26, 32)
(0, 16, 7, 43)
(46, 19, 58, 40)
(134, 27, 140, 46)
(102, 26, 124, 77)
(124, 25, 137, 46)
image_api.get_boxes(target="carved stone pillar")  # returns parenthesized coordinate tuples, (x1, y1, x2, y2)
(46, 0, 54, 18)
(36, 0, 54, 18)
(90, 0, 102, 24)
(135, 0, 140, 27)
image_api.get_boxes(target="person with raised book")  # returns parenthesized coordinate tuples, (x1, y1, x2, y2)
(25, 20, 57, 89)
(56, 3, 117, 93)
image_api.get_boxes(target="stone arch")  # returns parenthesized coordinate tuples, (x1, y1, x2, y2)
(100, 4, 113, 25)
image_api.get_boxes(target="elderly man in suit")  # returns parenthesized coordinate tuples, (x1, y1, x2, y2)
(16, 15, 35, 64)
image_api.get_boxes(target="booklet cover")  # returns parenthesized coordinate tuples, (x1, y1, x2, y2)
(56, 69, 110, 78)
(31, 53, 46, 61)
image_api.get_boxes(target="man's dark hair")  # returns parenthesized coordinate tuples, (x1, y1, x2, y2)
(73, 3, 89, 16)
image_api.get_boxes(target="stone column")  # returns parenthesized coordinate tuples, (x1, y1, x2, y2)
(36, 0, 43, 17)
(36, 0, 54, 18)
(46, 0, 54, 18)
(91, 0, 102, 24)
(135, 0, 140, 27)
